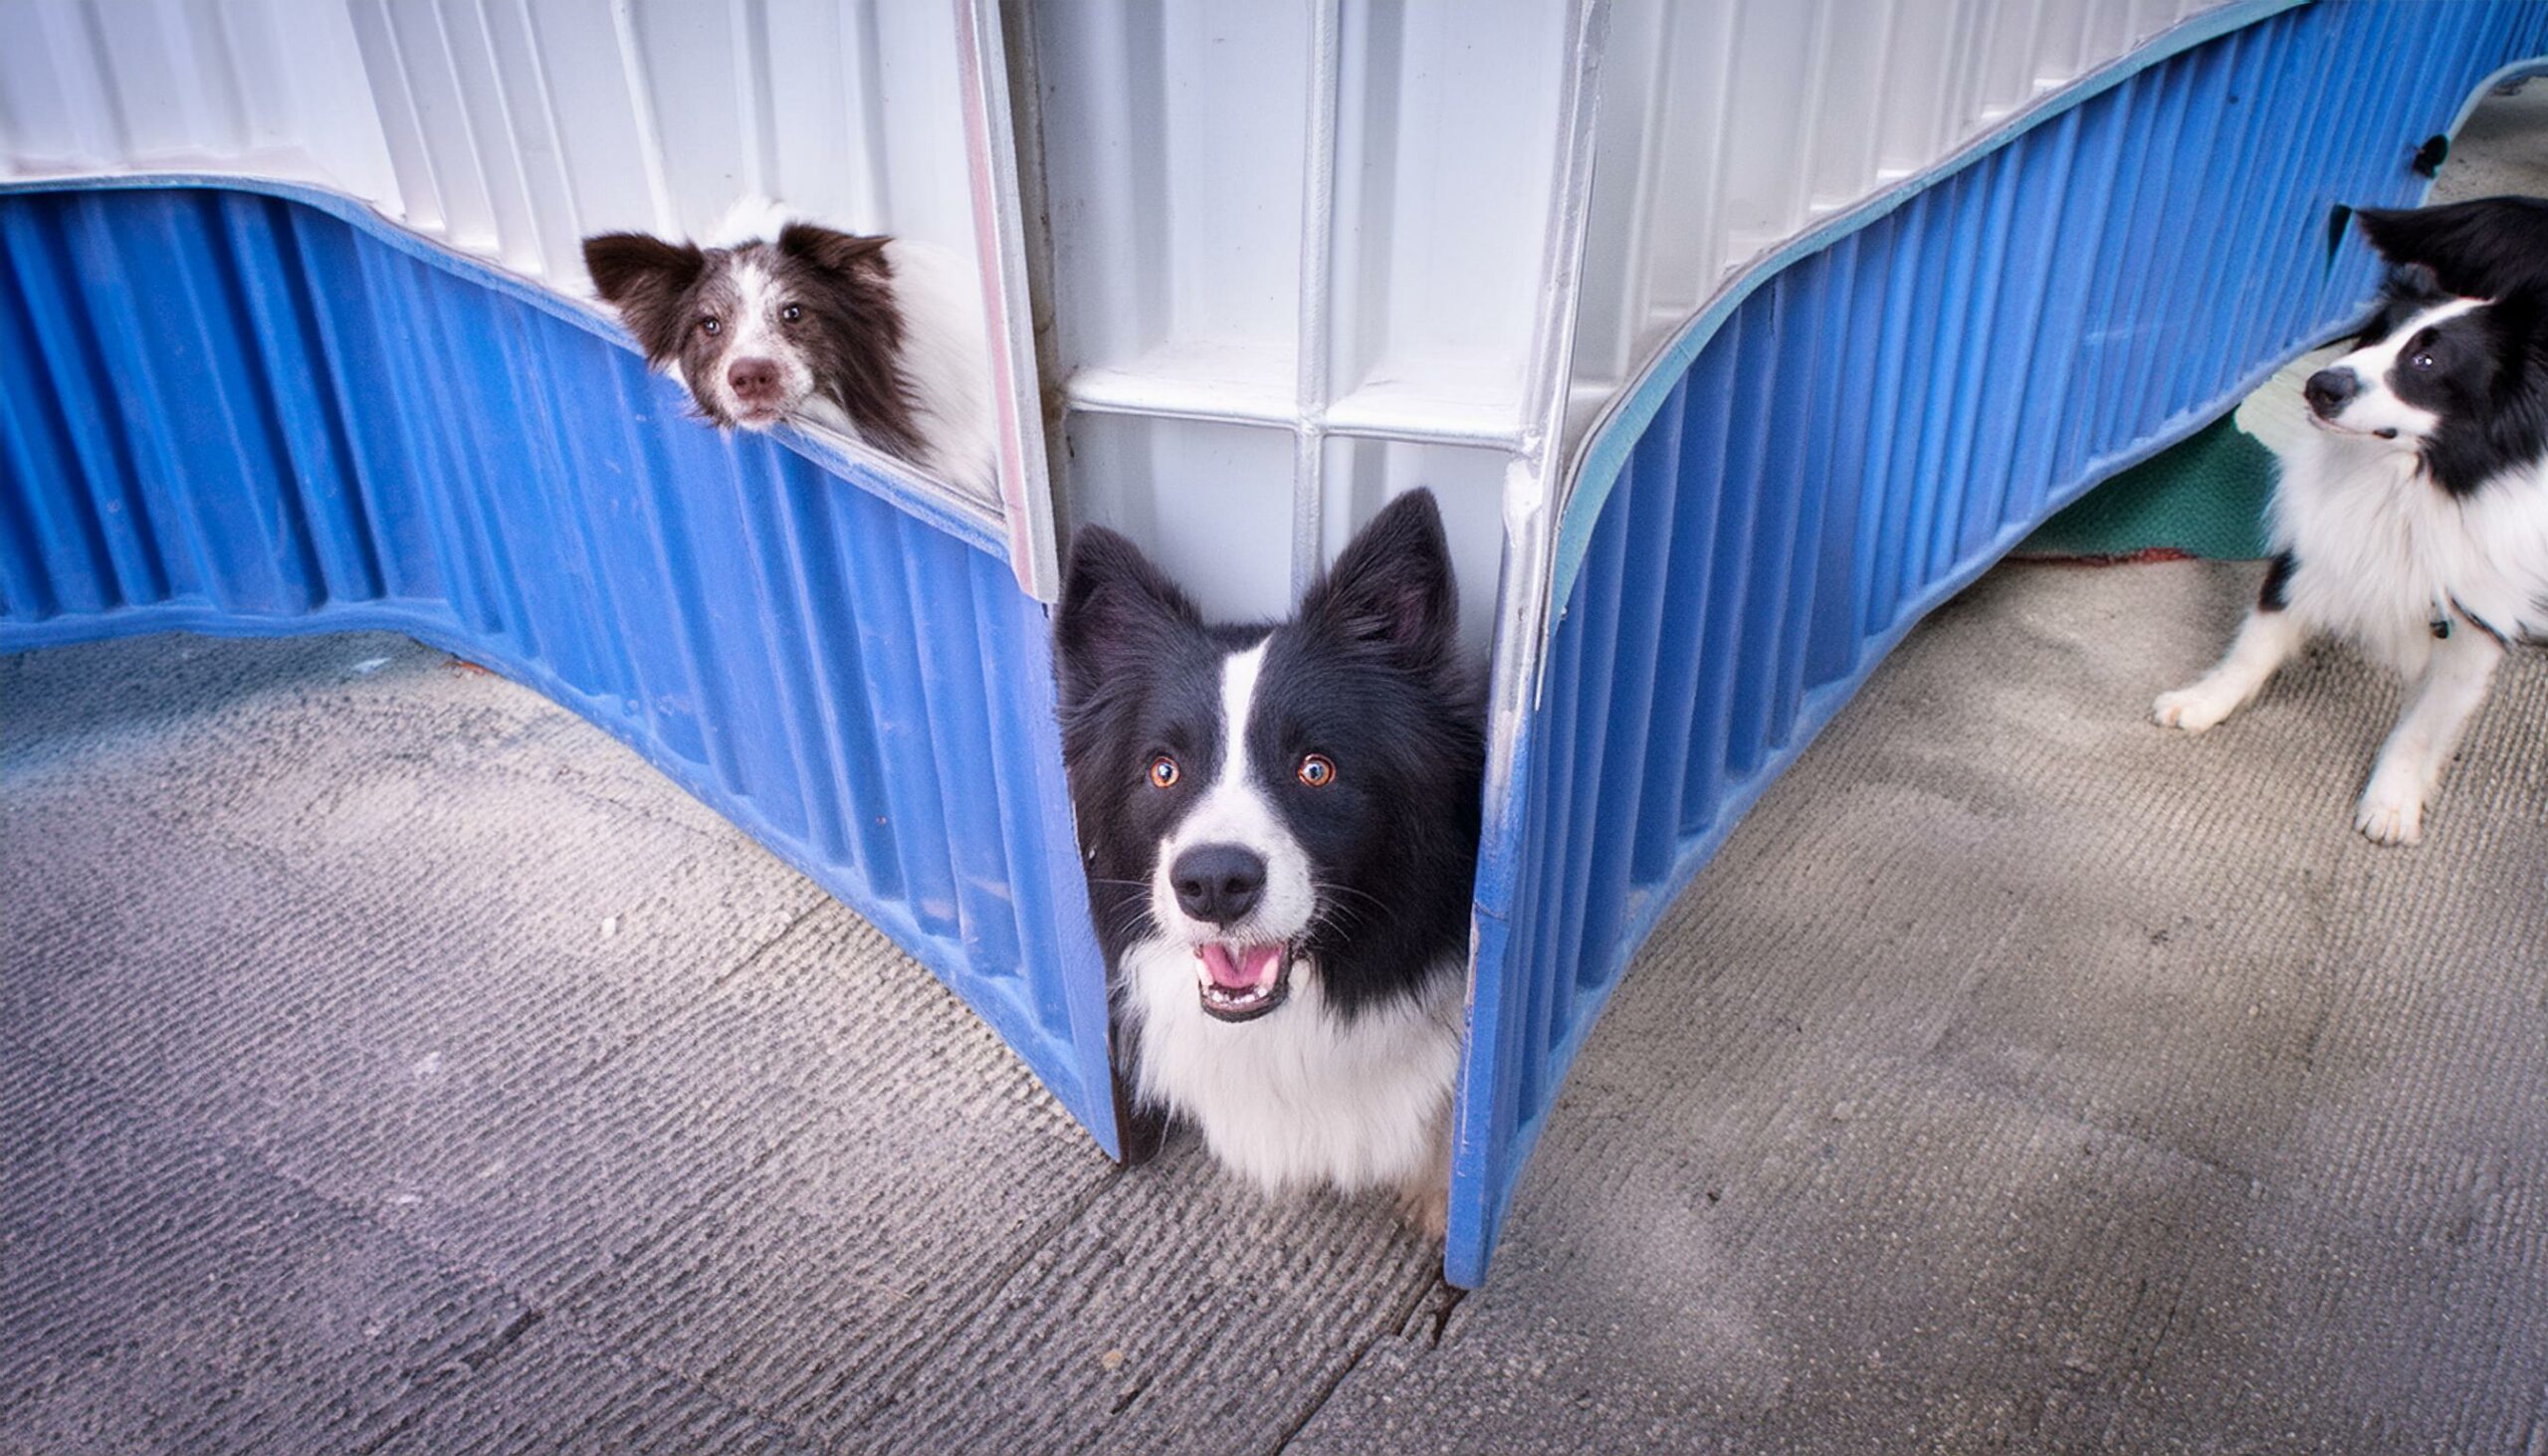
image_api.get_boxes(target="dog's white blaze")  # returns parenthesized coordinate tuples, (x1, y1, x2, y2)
(1146, 641, 1315, 946)
(2319, 297, 2483, 441)
(707, 257, 816, 423)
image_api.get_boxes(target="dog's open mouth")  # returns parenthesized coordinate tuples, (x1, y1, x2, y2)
(1194, 942, 1292, 1022)
(2306, 413, 2400, 440)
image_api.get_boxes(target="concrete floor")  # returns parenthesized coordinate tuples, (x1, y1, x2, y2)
(6, 556, 2544, 1455)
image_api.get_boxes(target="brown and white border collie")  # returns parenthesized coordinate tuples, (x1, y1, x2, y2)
(581, 199, 994, 501)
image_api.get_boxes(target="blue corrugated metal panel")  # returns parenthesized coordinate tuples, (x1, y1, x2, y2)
(1448, 0, 2548, 1285)
(0, 183, 1120, 1156)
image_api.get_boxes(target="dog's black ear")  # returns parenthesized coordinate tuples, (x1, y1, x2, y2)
(2355, 197, 2548, 301)
(2389, 260, 2448, 305)
(2353, 204, 2425, 265)
(1054, 526, 1201, 707)
(1302, 489, 1457, 665)
(777, 222, 894, 279)
(582, 233, 705, 361)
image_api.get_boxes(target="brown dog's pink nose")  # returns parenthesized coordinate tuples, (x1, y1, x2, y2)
(728, 357, 780, 402)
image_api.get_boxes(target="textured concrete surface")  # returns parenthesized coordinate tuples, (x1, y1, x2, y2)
(2450, 71, 2548, 200)
(7, 558, 2544, 1455)
(1292, 560, 2548, 1455)
(1, 630, 1441, 1455)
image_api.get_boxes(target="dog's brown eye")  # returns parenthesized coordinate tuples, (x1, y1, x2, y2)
(781, 304, 802, 323)
(699, 316, 721, 336)
(1148, 755, 1179, 789)
(2410, 351, 2435, 370)
(1297, 753, 1335, 788)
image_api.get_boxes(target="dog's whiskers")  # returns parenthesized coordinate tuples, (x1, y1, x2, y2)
(1312, 880, 1387, 913)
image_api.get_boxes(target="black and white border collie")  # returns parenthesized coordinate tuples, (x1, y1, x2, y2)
(580, 199, 994, 499)
(2155, 197, 2548, 845)
(1052, 491, 1484, 1236)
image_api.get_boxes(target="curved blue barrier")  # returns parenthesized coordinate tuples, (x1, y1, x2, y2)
(1449, 0, 2548, 1284)
(0, 184, 1120, 1156)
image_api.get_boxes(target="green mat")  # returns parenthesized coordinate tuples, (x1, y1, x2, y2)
(2017, 411, 2275, 561)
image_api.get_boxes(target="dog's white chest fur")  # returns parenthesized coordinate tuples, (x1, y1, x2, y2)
(1121, 941, 1462, 1194)
(2273, 427, 2548, 666)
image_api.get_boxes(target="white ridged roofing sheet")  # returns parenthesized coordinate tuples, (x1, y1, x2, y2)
(0, 0, 983, 281)
(1574, 0, 2235, 399)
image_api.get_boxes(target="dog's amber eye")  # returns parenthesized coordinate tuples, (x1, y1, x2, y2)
(1148, 755, 1179, 789)
(699, 316, 722, 336)
(781, 304, 802, 323)
(1297, 753, 1335, 788)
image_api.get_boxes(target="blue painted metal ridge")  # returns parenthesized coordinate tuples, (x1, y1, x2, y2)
(0, 185, 1119, 1155)
(1447, 0, 2548, 1286)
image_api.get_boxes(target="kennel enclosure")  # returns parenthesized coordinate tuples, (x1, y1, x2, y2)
(4, 0, 2543, 1286)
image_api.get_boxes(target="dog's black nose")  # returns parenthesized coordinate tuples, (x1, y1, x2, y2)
(2303, 367, 2358, 418)
(1170, 844, 1265, 926)
(729, 356, 781, 402)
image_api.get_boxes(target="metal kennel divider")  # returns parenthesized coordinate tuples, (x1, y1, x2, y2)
(6, 0, 2544, 1288)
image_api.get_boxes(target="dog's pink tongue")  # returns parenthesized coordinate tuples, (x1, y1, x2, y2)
(1199, 943, 1280, 990)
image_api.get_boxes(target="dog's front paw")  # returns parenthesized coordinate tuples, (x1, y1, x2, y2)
(1395, 1178, 1449, 1243)
(2152, 682, 2236, 733)
(2354, 775, 2427, 847)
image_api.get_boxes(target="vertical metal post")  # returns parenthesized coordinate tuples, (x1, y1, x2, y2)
(1291, 0, 1345, 594)
(1482, 0, 1609, 764)
(1449, 0, 1609, 1285)
(954, 0, 1063, 600)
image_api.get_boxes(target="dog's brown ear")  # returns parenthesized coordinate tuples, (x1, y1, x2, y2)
(1303, 489, 1457, 666)
(776, 222, 893, 279)
(581, 233, 705, 360)
(771, 221, 926, 455)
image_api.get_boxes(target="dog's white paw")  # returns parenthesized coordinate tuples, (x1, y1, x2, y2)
(2354, 776, 2426, 847)
(1395, 1176, 1449, 1243)
(2152, 683, 2237, 733)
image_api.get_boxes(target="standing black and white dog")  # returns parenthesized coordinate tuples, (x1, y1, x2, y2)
(2154, 197, 2548, 844)
(580, 199, 994, 498)
(1052, 491, 1484, 1235)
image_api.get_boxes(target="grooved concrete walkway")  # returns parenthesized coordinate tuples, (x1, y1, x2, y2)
(6, 557, 2543, 1454)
